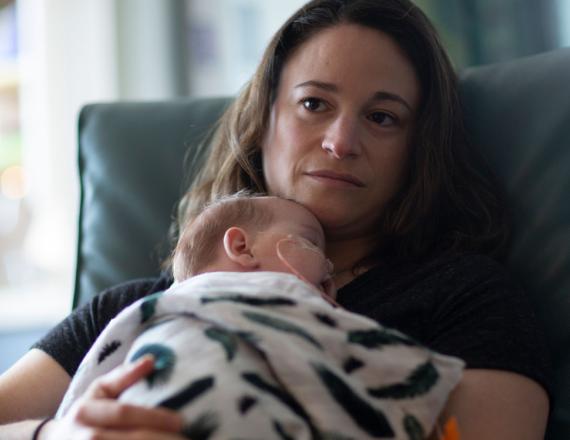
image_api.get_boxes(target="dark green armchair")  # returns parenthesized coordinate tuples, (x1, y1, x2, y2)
(74, 48, 570, 438)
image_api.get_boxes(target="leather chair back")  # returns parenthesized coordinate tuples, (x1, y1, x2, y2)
(460, 48, 570, 439)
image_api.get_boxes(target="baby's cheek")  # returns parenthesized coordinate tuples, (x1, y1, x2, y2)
(302, 254, 329, 284)
(275, 238, 328, 286)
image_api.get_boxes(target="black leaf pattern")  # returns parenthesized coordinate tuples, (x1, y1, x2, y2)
(181, 411, 219, 440)
(273, 419, 296, 440)
(241, 372, 319, 437)
(97, 340, 121, 364)
(238, 395, 258, 415)
(242, 311, 322, 349)
(347, 328, 418, 349)
(311, 362, 395, 438)
(313, 312, 337, 327)
(319, 431, 356, 440)
(202, 294, 297, 307)
(367, 361, 439, 399)
(403, 414, 425, 440)
(343, 356, 365, 374)
(158, 376, 215, 410)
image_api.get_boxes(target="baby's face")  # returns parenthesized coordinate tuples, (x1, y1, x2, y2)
(252, 199, 334, 296)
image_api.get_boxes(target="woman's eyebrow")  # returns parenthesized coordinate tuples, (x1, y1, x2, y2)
(295, 80, 338, 92)
(371, 91, 413, 112)
(295, 80, 413, 112)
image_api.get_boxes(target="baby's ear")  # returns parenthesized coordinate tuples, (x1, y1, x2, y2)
(223, 227, 259, 269)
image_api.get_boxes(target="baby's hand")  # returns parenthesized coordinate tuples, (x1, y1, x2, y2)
(46, 357, 184, 439)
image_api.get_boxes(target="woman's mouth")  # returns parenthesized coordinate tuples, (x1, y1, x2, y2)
(305, 170, 365, 188)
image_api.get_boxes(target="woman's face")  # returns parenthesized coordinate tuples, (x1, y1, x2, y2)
(261, 24, 420, 239)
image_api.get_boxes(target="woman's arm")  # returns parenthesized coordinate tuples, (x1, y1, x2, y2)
(0, 352, 184, 439)
(0, 349, 70, 439)
(441, 369, 549, 440)
(0, 349, 70, 423)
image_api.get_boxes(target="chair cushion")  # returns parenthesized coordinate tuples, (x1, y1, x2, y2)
(459, 47, 570, 440)
(75, 97, 231, 308)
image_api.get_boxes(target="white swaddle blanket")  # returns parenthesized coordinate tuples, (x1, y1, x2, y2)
(58, 272, 464, 439)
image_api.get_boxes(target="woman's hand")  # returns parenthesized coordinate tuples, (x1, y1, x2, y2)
(41, 356, 185, 439)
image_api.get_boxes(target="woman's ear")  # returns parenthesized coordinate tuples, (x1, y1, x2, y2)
(223, 227, 259, 269)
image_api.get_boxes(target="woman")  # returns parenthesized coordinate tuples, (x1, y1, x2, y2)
(0, 0, 550, 439)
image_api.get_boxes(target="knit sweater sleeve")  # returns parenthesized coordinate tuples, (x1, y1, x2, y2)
(31, 275, 173, 377)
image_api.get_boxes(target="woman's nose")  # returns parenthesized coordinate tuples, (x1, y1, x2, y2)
(321, 116, 362, 159)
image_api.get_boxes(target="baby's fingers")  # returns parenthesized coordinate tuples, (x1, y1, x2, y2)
(71, 399, 182, 432)
(83, 430, 188, 440)
(86, 356, 155, 400)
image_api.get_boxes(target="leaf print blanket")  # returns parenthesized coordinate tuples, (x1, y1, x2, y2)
(57, 271, 464, 439)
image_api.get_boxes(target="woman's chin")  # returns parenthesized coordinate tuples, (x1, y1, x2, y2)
(307, 204, 369, 237)
(274, 190, 378, 237)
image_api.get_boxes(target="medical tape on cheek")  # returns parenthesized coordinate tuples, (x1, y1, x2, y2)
(276, 236, 340, 305)
(275, 235, 329, 285)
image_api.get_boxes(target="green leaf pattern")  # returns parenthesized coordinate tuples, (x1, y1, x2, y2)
(403, 414, 425, 440)
(204, 326, 238, 361)
(140, 290, 165, 323)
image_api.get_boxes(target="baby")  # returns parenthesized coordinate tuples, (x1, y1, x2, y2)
(57, 194, 464, 440)
(171, 194, 336, 302)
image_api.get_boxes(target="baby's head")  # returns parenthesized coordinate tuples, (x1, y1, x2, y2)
(172, 194, 334, 296)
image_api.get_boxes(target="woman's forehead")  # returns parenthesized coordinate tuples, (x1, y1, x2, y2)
(279, 23, 420, 109)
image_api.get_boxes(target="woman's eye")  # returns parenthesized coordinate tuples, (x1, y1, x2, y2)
(301, 97, 325, 112)
(368, 111, 397, 126)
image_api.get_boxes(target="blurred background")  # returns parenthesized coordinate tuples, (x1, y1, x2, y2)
(0, 0, 569, 373)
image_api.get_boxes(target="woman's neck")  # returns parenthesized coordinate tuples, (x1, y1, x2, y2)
(326, 234, 379, 289)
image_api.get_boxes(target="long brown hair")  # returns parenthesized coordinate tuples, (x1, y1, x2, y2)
(178, 0, 510, 267)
